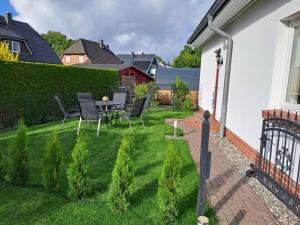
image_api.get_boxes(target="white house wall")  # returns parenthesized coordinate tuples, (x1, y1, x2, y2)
(198, 0, 300, 151)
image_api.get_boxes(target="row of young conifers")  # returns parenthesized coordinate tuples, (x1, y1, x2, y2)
(0, 119, 181, 224)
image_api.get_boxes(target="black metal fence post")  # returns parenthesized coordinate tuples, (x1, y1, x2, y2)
(197, 110, 211, 218)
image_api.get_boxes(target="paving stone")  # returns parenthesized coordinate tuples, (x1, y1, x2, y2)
(165, 116, 279, 225)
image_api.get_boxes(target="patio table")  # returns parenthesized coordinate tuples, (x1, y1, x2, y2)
(95, 101, 123, 126)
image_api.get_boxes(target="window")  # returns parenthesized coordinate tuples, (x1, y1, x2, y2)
(286, 27, 300, 104)
(11, 41, 20, 53)
(78, 55, 84, 63)
(66, 55, 71, 64)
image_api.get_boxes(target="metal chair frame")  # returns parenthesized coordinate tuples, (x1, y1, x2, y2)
(118, 97, 146, 128)
(77, 93, 103, 136)
(54, 95, 80, 129)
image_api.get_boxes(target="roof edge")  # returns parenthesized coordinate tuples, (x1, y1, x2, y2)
(187, 0, 228, 44)
(187, 0, 256, 46)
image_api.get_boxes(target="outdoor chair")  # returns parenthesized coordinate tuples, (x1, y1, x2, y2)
(54, 95, 80, 129)
(111, 92, 127, 124)
(112, 92, 127, 110)
(118, 97, 146, 128)
(77, 99, 103, 136)
(77, 92, 93, 101)
(141, 94, 150, 114)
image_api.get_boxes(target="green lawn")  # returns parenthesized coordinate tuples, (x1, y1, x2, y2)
(0, 109, 217, 225)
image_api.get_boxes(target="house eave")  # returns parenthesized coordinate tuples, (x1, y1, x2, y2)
(188, 0, 257, 48)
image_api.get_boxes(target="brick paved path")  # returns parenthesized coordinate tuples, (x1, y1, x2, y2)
(166, 114, 279, 225)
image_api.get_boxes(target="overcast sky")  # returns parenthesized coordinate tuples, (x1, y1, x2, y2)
(9, 0, 213, 62)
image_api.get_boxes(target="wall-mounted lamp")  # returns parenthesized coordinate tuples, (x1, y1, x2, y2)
(216, 52, 223, 65)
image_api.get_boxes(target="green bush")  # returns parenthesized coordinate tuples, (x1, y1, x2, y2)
(6, 119, 29, 185)
(42, 131, 62, 192)
(108, 133, 134, 211)
(157, 142, 181, 224)
(0, 60, 119, 128)
(148, 83, 159, 108)
(183, 97, 192, 111)
(171, 75, 189, 111)
(135, 84, 148, 97)
(67, 134, 89, 200)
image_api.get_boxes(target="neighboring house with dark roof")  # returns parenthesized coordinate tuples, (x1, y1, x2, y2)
(61, 39, 121, 65)
(77, 62, 154, 84)
(155, 67, 200, 106)
(0, 12, 61, 64)
(117, 52, 158, 76)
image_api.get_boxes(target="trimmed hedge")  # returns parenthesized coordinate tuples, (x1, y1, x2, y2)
(0, 60, 119, 128)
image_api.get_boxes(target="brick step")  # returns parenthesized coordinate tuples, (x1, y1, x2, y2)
(182, 113, 220, 132)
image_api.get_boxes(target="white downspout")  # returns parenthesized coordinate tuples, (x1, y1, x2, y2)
(207, 14, 233, 138)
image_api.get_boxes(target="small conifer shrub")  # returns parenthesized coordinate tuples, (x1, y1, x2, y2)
(42, 132, 62, 192)
(67, 134, 89, 200)
(157, 142, 181, 224)
(6, 119, 29, 185)
(108, 133, 134, 211)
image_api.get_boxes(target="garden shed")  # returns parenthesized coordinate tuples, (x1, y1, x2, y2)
(155, 67, 200, 106)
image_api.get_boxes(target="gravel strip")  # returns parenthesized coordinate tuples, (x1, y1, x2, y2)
(211, 132, 300, 225)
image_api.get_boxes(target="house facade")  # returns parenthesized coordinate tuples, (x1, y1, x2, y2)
(61, 39, 121, 65)
(188, 0, 300, 163)
(0, 12, 61, 64)
(118, 66, 154, 84)
(78, 63, 154, 85)
(117, 52, 158, 78)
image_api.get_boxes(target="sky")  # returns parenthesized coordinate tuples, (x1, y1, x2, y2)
(0, 0, 213, 62)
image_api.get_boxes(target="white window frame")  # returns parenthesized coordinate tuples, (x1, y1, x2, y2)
(78, 55, 84, 63)
(11, 41, 20, 53)
(66, 55, 71, 64)
(281, 22, 300, 111)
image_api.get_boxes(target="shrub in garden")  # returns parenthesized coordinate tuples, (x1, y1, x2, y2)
(67, 134, 89, 200)
(148, 83, 159, 108)
(0, 42, 19, 61)
(135, 83, 148, 97)
(108, 133, 134, 211)
(42, 132, 62, 192)
(6, 119, 29, 185)
(157, 142, 181, 224)
(171, 75, 189, 111)
(0, 60, 119, 128)
(183, 97, 193, 111)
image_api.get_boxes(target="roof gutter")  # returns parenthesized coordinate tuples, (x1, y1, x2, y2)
(207, 14, 233, 138)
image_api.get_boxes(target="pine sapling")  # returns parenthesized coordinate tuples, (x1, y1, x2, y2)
(42, 131, 62, 192)
(6, 119, 29, 185)
(108, 133, 134, 211)
(157, 142, 181, 224)
(67, 134, 89, 200)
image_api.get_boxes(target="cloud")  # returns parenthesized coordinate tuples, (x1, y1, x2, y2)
(10, 0, 213, 62)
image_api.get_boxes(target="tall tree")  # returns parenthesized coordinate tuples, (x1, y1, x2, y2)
(172, 45, 201, 68)
(41, 31, 75, 56)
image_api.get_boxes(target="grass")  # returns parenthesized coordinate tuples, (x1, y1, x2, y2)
(0, 108, 217, 225)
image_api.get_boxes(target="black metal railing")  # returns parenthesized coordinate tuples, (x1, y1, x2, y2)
(248, 109, 300, 217)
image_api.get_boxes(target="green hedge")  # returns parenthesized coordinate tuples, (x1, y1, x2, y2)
(0, 60, 119, 128)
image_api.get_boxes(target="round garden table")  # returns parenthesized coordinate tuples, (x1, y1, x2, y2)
(95, 101, 123, 126)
